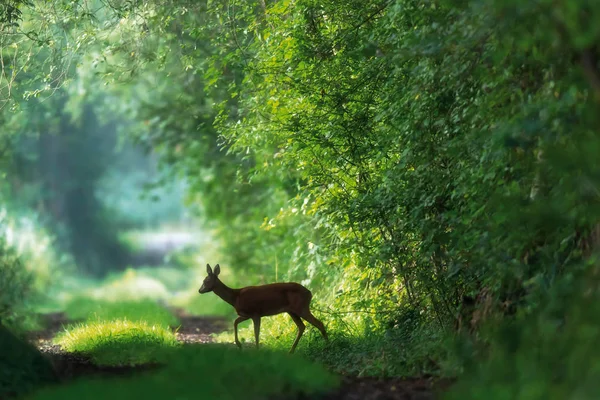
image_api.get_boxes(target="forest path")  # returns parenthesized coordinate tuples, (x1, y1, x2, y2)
(27, 312, 451, 399)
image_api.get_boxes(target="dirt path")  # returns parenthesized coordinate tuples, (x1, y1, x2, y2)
(171, 310, 229, 344)
(28, 312, 450, 399)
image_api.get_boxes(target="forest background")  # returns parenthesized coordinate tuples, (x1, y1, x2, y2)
(1, 0, 600, 398)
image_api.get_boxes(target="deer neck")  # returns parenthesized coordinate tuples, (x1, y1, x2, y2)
(212, 279, 239, 307)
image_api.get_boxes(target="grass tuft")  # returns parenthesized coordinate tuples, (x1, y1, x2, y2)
(54, 319, 179, 366)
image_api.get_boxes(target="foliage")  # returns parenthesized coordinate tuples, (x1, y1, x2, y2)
(9, 91, 142, 275)
(446, 262, 600, 399)
(187, 0, 600, 378)
(54, 319, 179, 366)
(0, 234, 31, 327)
(31, 0, 596, 383)
(1, 0, 600, 394)
(30, 344, 339, 400)
(0, 1, 33, 28)
(0, 208, 71, 330)
(0, 0, 191, 276)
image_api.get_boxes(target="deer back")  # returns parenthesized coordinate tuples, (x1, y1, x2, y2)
(235, 282, 311, 317)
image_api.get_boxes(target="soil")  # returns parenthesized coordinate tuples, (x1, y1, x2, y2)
(172, 310, 229, 344)
(28, 311, 451, 399)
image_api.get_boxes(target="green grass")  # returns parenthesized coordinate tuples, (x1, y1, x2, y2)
(54, 319, 180, 366)
(213, 312, 451, 378)
(0, 324, 57, 399)
(55, 297, 181, 366)
(28, 344, 339, 400)
(63, 297, 180, 327)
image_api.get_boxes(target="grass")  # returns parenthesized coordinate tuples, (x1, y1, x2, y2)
(54, 319, 180, 366)
(28, 344, 339, 400)
(213, 312, 451, 378)
(56, 296, 182, 366)
(63, 297, 180, 327)
(0, 324, 57, 399)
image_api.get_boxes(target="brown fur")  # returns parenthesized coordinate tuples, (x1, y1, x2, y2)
(198, 264, 328, 353)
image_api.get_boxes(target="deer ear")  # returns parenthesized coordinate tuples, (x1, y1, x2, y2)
(214, 264, 221, 276)
(206, 264, 213, 275)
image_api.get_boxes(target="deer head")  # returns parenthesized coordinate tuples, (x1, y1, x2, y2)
(198, 263, 221, 293)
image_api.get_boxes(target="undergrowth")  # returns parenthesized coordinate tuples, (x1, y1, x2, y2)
(445, 268, 600, 399)
(29, 344, 339, 400)
(212, 310, 451, 377)
(0, 210, 72, 331)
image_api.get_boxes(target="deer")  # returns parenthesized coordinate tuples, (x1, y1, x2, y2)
(198, 263, 328, 353)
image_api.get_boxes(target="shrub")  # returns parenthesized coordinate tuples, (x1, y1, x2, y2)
(0, 234, 33, 329)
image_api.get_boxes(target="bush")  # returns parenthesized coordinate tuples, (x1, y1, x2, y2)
(0, 209, 73, 329)
(0, 235, 33, 329)
(446, 266, 600, 399)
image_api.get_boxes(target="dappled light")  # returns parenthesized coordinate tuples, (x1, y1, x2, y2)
(1, 1, 600, 400)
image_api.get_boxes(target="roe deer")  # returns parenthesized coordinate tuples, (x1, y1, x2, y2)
(198, 263, 328, 353)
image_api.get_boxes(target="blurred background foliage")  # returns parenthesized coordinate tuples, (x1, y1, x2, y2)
(0, 0, 599, 398)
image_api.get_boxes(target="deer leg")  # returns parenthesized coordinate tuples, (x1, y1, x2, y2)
(301, 310, 329, 341)
(288, 313, 305, 354)
(234, 316, 249, 349)
(252, 317, 261, 349)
